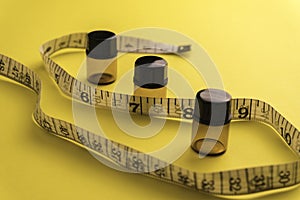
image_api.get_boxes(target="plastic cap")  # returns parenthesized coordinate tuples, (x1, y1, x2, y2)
(133, 56, 168, 88)
(86, 30, 117, 59)
(193, 88, 232, 125)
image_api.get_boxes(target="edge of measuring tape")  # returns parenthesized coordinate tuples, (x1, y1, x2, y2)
(1, 32, 300, 198)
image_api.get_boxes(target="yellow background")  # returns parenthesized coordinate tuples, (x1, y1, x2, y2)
(1, 0, 300, 199)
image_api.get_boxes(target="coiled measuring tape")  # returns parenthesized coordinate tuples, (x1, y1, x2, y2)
(1, 32, 300, 198)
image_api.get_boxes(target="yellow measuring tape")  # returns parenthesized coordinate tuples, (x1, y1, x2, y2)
(1, 32, 300, 198)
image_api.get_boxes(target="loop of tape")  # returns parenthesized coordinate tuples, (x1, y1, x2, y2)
(1, 32, 300, 198)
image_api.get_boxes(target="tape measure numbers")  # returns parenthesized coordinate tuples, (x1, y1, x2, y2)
(1, 32, 300, 197)
(40, 32, 195, 120)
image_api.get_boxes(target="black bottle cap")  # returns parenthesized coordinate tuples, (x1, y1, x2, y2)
(193, 89, 232, 126)
(86, 30, 117, 59)
(133, 56, 168, 89)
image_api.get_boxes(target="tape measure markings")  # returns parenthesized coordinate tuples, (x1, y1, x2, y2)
(1, 32, 300, 196)
(0, 55, 298, 195)
(234, 98, 300, 155)
(41, 33, 191, 114)
(37, 33, 300, 195)
(40, 32, 190, 57)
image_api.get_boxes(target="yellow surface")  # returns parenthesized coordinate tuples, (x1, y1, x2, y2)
(1, 0, 300, 199)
